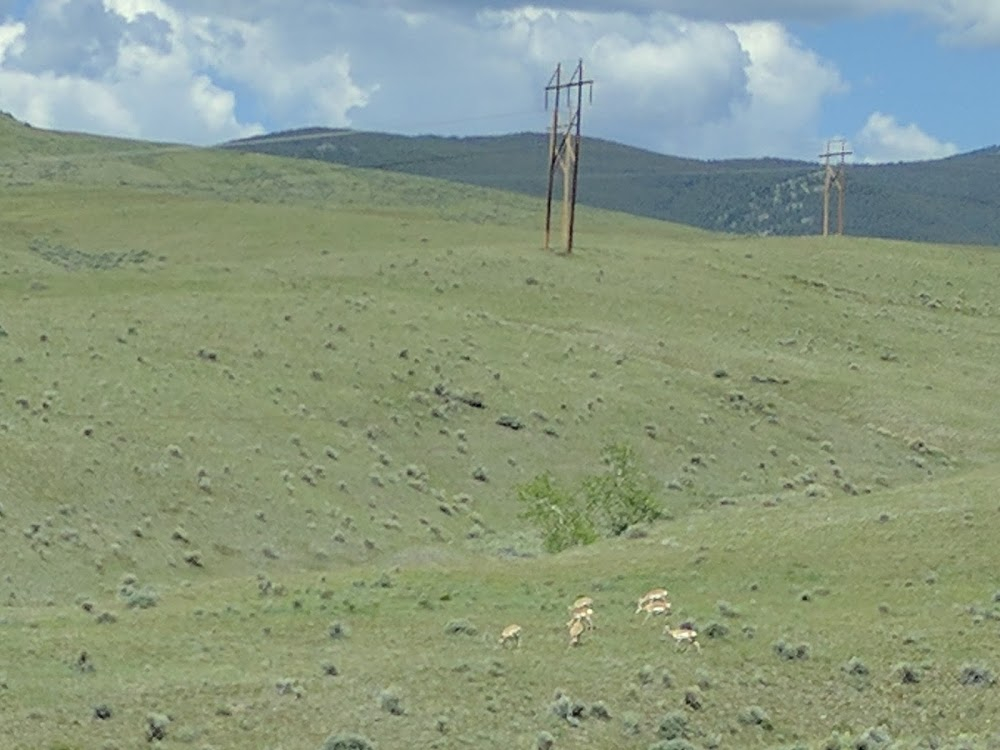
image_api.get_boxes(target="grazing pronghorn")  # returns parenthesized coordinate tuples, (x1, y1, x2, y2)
(665, 622, 700, 652)
(570, 596, 594, 611)
(635, 588, 669, 613)
(566, 604, 595, 631)
(498, 624, 522, 649)
(568, 617, 587, 646)
(637, 597, 672, 624)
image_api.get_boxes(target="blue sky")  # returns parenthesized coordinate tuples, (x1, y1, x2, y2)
(789, 13, 1000, 159)
(0, 1, 997, 163)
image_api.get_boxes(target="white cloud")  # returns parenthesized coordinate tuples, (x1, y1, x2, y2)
(922, 0, 1000, 45)
(686, 21, 848, 158)
(465, 9, 845, 158)
(0, 0, 989, 159)
(189, 14, 373, 130)
(0, 1, 272, 143)
(856, 111, 959, 163)
(0, 21, 24, 63)
(0, 68, 139, 133)
(0, 2, 851, 157)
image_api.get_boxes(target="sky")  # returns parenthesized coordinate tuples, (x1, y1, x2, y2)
(0, 1, 998, 163)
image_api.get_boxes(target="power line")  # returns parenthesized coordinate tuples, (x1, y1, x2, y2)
(543, 59, 593, 255)
(819, 139, 852, 237)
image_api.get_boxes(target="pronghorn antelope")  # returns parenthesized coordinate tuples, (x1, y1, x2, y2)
(637, 597, 672, 624)
(498, 624, 522, 649)
(570, 596, 594, 612)
(568, 617, 587, 646)
(566, 604, 596, 631)
(665, 622, 700, 652)
(635, 588, 669, 613)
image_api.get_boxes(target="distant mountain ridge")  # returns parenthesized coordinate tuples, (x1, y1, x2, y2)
(223, 128, 1000, 247)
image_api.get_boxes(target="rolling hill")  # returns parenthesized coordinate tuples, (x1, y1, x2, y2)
(222, 128, 1000, 247)
(2, 111, 1000, 750)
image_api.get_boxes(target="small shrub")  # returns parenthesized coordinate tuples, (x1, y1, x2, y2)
(658, 711, 689, 740)
(444, 619, 478, 636)
(125, 586, 159, 610)
(378, 688, 404, 716)
(536, 731, 555, 750)
(72, 651, 95, 674)
(145, 713, 170, 742)
(622, 711, 642, 736)
(894, 662, 922, 684)
(773, 640, 810, 661)
(683, 688, 703, 710)
(638, 664, 655, 685)
(328, 621, 350, 640)
(716, 600, 740, 618)
(550, 693, 571, 720)
(842, 656, 869, 676)
(276, 678, 303, 698)
(737, 705, 773, 730)
(702, 621, 729, 639)
(854, 725, 892, 750)
(590, 701, 611, 720)
(959, 664, 996, 687)
(321, 733, 375, 750)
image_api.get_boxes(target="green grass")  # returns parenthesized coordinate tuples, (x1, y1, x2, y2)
(1, 116, 999, 749)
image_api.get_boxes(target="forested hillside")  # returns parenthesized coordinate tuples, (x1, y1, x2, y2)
(224, 129, 1000, 246)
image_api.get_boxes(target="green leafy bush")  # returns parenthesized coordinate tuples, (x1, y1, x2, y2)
(582, 443, 662, 535)
(516, 443, 661, 552)
(515, 472, 597, 553)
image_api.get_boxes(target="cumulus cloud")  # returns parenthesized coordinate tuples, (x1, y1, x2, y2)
(472, 8, 755, 151)
(0, 20, 24, 63)
(923, 0, 1000, 45)
(0, 0, 989, 158)
(682, 21, 847, 158)
(0, 1, 851, 156)
(856, 111, 959, 163)
(0, 0, 269, 142)
(394, 0, 1000, 42)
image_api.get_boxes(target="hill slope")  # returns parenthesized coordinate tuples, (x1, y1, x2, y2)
(2, 114, 1000, 750)
(223, 128, 1000, 246)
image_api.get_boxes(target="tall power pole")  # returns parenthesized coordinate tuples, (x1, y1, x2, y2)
(543, 59, 593, 254)
(819, 139, 852, 237)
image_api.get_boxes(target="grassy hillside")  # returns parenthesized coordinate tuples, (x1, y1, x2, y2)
(223, 128, 1000, 247)
(2, 114, 1000, 750)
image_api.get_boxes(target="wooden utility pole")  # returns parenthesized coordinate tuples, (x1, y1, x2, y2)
(819, 139, 852, 236)
(543, 59, 593, 254)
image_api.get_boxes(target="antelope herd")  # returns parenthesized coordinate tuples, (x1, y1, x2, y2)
(498, 586, 700, 652)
